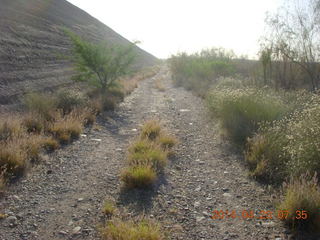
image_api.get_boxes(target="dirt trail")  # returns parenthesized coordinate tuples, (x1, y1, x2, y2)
(0, 66, 292, 239)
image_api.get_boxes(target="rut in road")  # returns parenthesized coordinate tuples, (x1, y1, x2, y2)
(0, 66, 289, 240)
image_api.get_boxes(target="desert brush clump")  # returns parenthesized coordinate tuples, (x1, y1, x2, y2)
(169, 48, 236, 96)
(206, 85, 290, 145)
(0, 141, 27, 177)
(121, 120, 177, 189)
(100, 217, 166, 240)
(48, 111, 83, 144)
(278, 173, 320, 232)
(246, 92, 320, 183)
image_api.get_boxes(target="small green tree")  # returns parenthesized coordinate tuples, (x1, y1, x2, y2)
(66, 31, 135, 93)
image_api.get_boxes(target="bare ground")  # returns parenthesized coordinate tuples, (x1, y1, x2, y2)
(0, 66, 313, 240)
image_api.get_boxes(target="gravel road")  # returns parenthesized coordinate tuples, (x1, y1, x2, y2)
(0, 66, 310, 240)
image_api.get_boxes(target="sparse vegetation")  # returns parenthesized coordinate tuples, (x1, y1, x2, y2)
(102, 200, 116, 216)
(121, 120, 177, 189)
(101, 218, 166, 240)
(140, 120, 161, 141)
(121, 166, 157, 189)
(66, 30, 136, 93)
(278, 173, 320, 231)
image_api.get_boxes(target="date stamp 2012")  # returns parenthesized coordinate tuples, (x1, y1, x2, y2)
(211, 210, 308, 220)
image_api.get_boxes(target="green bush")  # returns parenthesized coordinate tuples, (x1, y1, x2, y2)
(246, 93, 320, 183)
(169, 48, 235, 95)
(24, 93, 57, 120)
(207, 86, 288, 145)
(55, 90, 85, 114)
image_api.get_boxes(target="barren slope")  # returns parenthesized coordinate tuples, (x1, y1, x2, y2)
(0, 0, 157, 108)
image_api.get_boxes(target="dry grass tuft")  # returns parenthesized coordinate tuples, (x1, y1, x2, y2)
(0, 142, 27, 177)
(140, 120, 161, 140)
(101, 218, 166, 240)
(278, 173, 320, 231)
(158, 134, 178, 150)
(121, 166, 157, 189)
(48, 111, 83, 144)
(102, 200, 116, 216)
(0, 117, 25, 142)
(128, 148, 168, 172)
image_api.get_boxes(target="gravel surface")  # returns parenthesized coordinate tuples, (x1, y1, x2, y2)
(0, 66, 315, 239)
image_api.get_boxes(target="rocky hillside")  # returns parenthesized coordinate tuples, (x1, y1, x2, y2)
(0, 0, 157, 108)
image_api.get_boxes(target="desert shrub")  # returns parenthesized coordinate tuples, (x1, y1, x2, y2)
(24, 93, 57, 120)
(101, 218, 165, 240)
(0, 117, 25, 142)
(0, 142, 27, 177)
(48, 111, 83, 144)
(22, 113, 45, 134)
(206, 86, 289, 145)
(22, 135, 44, 162)
(278, 173, 320, 231)
(101, 95, 118, 111)
(246, 93, 320, 183)
(41, 137, 60, 152)
(121, 166, 157, 189)
(55, 90, 85, 114)
(140, 120, 161, 140)
(169, 48, 235, 95)
(66, 30, 135, 93)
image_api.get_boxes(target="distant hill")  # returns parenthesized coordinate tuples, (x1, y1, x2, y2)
(0, 0, 158, 107)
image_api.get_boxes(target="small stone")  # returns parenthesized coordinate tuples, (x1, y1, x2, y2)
(116, 148, 122, 151)
(223, 193, 232, 197)
(91, 138, 101, 142)
(7, 216, 17, 224)
(58, 231, 68, 235)
(195, 186, 201, 191)
(194, 201, 201, 207)
(179, 109, 190, 112)
(131, 129, 137, 132)
(196, 216, 205, 222)
(13, 195, 21, 201)
(189, 123, 193, 125)
(261, 221, 276, 227)
(72, 226, 81, 235)
(80, 134, 87, 137)
(77, 198, 84, 202)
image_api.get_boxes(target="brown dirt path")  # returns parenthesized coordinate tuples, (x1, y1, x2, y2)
(0, 66, 300, 239)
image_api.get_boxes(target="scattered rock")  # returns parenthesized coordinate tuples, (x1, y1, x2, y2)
(196, 216, 205, 222)
(58, 230, 68, 235)
(194, 201, 201, 207)
(91, 138, 102, 142)
(72, 226, 81, 235)
(223, 193, 232, 197)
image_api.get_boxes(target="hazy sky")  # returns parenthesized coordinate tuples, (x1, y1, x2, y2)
(66, 0, 283, 59)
